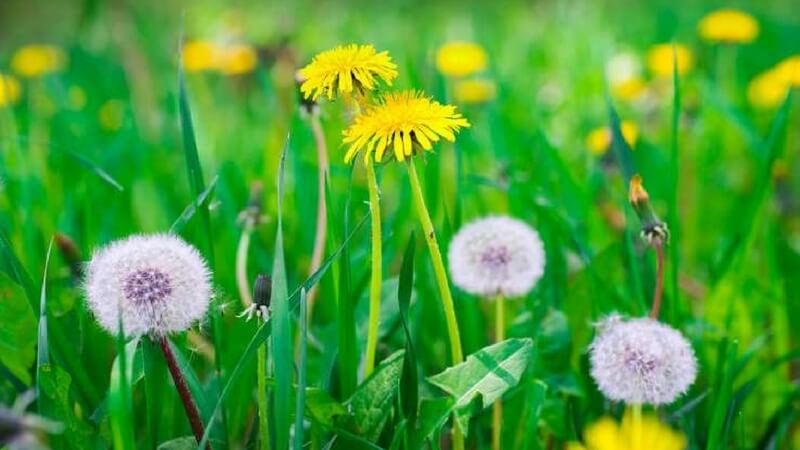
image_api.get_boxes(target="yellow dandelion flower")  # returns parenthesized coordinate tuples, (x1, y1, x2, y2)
(775, 55, 800, 87)
(219, 44, 258, 75)
(646, 44, 694, 78)
(299, 44, 398, 101)
(453, 78, 496, 104)
(612, 77, 647, 101)
(99, 100, 125, 131)
(0, 73, 22, 107)
(11, 45, 67, 78)
(436, 41, 488, 78)
(568, 409, 687, 450)
(182, 40, 221, 73)
(747, 68, 789, 109)
(586, 120, 639, 156)
(342, 90, 470, 164)
(698, 9, 759, 44)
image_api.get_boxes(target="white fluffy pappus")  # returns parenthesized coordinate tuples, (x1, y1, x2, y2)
(589, 315, 698, 405)
(84, 234, 212, 336)
(447, 216, 546, 298)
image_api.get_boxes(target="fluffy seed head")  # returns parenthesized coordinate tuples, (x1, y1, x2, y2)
(84, 234, 212, 336)
(447, 216, 545, 298)
(589, 315, 697, 405)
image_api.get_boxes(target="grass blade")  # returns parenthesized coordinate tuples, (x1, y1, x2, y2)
(294, 288, 309, 450)
(170, 175, 219, 233)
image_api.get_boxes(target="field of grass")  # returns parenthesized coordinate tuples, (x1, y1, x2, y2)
(1, 1, 799, 449)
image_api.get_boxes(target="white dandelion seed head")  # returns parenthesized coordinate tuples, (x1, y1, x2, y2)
(589, 315, 698, 405)
(84, 234, 212, 337)
(447, 216, 546, 298)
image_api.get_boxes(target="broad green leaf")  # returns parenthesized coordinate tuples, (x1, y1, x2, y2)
(38, 364, 96, 450)
(346, 350, 405, 442)
(305, 387, 347, 427)
(415, 397, 455, 445)
(0, 272, 36, 384)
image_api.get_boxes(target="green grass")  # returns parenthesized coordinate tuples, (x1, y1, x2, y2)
(1, 0, 800, 449)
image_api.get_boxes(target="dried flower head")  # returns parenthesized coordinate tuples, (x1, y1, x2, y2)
(342, 90, 470, 164)
(447, 216, 545, 298)
(589, 315, 697, 405)
(85, 234, 212, 336)
(298, 44, 398, 101)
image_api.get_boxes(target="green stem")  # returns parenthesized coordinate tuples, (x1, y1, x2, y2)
(257, 342, 270, 450)
(406, 159, 465, 450)
(492, 296, 505, 450)
(364, 159, 383, 376)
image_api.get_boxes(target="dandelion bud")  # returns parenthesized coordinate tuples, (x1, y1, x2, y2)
(589, 315, 697, 405)
(628, 174, 669, 245)
(84, 234, 212, 336)
(448, 216, 546, 298)
(253, 274, 272, 310)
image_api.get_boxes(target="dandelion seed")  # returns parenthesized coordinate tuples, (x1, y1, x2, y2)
(589, 315, 697, 405)
(84, 234, 212, 336)
(342, 90, 470, 164)
(298, 44, 398, 101)
(435, 42, 488, 78)
(698, 9, 759, 44)
(448, 216, 545, 298)
(10, 44, 67, 78)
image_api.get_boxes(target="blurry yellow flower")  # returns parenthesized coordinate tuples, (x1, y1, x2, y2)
(99, 100, 125, 131)
(68, 86, 87, 110)
(646, 44, 694, 77)
(11, 45, 67, 78)
(747, 68, 788, 109)
(342, 90, 470, 164)
(182, 40, 220, 73)
(299, 44, 398, 101)
(568, 409, 687, 450)
(774, 55, 800, 87)
(612, 77, 647, 101)
(0, 73, 22, 107)
(453, 78, 496, 104)
(219, 44, 258, 75)
(698, 9, 759, 44)
(586, 120, 639, 155)
(436, 42, 488, 78)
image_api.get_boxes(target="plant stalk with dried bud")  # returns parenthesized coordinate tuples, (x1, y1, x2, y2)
(629, 174, 669, 319)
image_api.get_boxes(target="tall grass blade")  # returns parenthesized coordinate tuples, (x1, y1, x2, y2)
(294, 288, 309, 450)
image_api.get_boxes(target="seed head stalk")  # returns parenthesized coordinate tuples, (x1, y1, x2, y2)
(492, 295, 505, 450)
(363, 158, 383, 376)
(650, 239, 665, 319)
(306, 113, 329, 314)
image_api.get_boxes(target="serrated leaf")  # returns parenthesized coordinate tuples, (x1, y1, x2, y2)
(345, 350, 405, 442)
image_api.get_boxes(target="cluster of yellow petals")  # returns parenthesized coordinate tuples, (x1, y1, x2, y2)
(182, 40, 258, 75)
(646, 44, 694, 78)
(567, 410, 687, 450)
(435, 42, 488, 78)
(298, 44, 398, 101)
(0, 73, 22, 107)
(748, 55, 800, 109)
(342, 90, 470, 164)
(586, 120, 639, 156)
(11, 45, 67, 78)
(698, 9, 759, 44)
(453, 78, 496, 104)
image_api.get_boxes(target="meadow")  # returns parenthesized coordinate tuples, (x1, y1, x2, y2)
(0, 1, 799, 449)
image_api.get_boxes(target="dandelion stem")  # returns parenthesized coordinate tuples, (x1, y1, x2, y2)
(492, 295, 505, 450)
(157, 336, 211, 450)
(364, 159, 383, 376)
(406, 159, 465, 450)
(236, 222, 255, 307)
(307, 114, 329, 315)
(650, 239, 665, 319)
(632, 404, 643, 449)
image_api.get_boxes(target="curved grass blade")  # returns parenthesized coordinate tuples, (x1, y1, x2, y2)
(36, 238, 54, 415)
(666, 44, 682, 323)
(398, 234, 419, 443)
(170, 175, 219, 233)
(294, 288, 308, 450)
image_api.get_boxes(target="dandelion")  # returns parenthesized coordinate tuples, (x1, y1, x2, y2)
(448, 216, 545, 298)
(586, 120, 639, 156)
(435, 41, 488, 78)
(567, 408, 687, 450)
(698, 9, 759, 44)
(342, 90, 470, 164)
(182, 40, 220, 73)
(747, 56, 800, 109)
(646, 44, 694, 78)
(218, 44, 258, 75)
(589, 315, 697, 405)
(453, 78, 496, 104)
(448, 215, 545, 450)
(775, 55, 800, 86)
(11, 44, 67, 78)
(0, 73, 22, 108)
(298, 44, 398, 101)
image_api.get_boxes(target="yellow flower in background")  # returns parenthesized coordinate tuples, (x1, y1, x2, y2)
(436, 41, 488, 78)
(453, 78, 496, 104)
(182, 40, 220, 73)
(612, 77, 647, 101)
(605, 52, 646, 101)
(747, 68, 788, 109)
(586, 120, 639, 155)
(299, 44, 398, 101)
(698, 9, 759, 44)
(775, 55, 800, 86)
(568, 410, 687, 450)
(11, 45, 67, 78)
(342, 90, 470, 164)
(0, 73, 22, 107)
(646, 44, 694, 77)
(219, 44, 258, 75)
(99, 100, 125, 131)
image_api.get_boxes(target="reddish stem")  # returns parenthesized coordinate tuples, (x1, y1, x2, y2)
(158, 336, 212, 450)
(650, 240, 665, 319)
